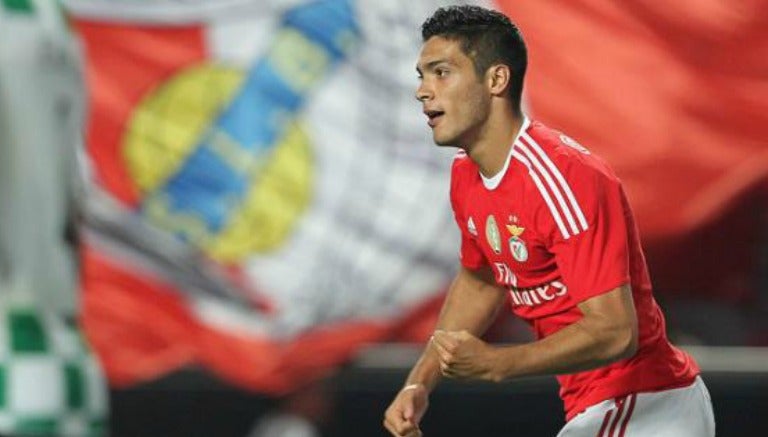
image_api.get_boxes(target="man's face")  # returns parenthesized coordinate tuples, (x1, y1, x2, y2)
(416, 36, 490, 147)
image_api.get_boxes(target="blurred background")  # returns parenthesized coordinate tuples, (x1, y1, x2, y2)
(0, 0, 766, 436)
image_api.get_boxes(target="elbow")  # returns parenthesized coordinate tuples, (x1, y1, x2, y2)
(609, 323, 638, 361)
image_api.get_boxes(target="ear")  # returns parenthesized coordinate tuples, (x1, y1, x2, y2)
(486, 64, 511, 97)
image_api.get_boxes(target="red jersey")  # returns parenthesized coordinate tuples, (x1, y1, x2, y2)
(450, 118, 699, 420)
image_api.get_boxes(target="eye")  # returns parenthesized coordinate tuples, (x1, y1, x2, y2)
(436, 68, 448, 77)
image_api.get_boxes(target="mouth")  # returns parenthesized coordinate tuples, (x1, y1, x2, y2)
(424, 109, 445, 127)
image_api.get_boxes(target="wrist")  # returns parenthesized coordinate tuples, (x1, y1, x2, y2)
(486, 345, 511, 383)
(403, 378, 437, 394)
(401, 383, 425, 392)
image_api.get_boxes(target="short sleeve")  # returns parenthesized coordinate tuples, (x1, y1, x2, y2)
(450, 163, 487, 270)
(453, 209, 487, 270)
(546, 165, 630, 302)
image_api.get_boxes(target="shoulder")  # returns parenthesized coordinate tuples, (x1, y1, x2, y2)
(515, 120, 620, 189)
(450, 149, 477, 192)
(451, 149, 475, 174)
(513, 121, 623, 240)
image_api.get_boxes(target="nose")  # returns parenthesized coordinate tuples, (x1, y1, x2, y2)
(415, 81, 432, 102)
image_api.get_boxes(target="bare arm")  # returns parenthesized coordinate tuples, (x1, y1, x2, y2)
(383, 265, 505, 437)
(498, 283, 637, 378)
(432, 284, 638, 382)
(405, 265, 507, 390)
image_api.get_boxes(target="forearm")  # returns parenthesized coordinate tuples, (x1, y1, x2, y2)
(493, 286, 638, 380)
(405, 266, 506, 391)
(404, 347, 442, 392)
(493, 318, 635, 380)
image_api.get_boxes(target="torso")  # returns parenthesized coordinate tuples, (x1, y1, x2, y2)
(450, 119, 699, 420)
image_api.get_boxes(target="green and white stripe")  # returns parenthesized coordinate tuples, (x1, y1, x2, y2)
(1, 0, 35, 14)
(0, 300, 108, 437)
(1, 0, 108, 434)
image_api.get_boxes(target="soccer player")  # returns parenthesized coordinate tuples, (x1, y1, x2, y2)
(383, 5, 715, 437)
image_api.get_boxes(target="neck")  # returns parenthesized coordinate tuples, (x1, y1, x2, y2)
(465, 104, 523, 178)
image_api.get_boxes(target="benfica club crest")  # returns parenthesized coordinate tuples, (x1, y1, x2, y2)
(506, 224, 528, 262)
(486, 215, 502, 254)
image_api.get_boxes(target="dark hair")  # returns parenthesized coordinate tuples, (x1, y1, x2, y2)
(421, 5, 527, 112)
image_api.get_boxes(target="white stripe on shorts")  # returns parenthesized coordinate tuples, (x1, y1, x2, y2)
(557, 376, 715, 437)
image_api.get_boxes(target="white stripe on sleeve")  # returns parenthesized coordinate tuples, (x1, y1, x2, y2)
(516, 139, 581, 235)
(512, 149, 571, 239)
(522, 132, 589, 232)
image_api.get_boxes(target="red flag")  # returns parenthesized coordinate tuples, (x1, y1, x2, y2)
(499, 0, 768, 238)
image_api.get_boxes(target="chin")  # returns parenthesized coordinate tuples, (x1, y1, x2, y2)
(432, 134, 460, 148)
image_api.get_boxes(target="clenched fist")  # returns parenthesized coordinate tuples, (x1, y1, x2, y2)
(383, 383, 428, 437)
(431, 330, 500, 381)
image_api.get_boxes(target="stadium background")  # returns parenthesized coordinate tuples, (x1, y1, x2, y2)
(1, 0, 766, 435)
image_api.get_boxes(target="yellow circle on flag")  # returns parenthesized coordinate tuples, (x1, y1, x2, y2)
(123, 63, 314, 261)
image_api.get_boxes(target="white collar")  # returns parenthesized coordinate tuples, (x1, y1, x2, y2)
(480, 116, 530, 190)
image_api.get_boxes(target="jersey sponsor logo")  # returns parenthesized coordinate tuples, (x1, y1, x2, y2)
(485, 215, 502, 254)
(467, 216, 478, 236)
(505, 224, 528, 262)
(509, 280, 568, 307)
(493, 262, 517, 287)
(559, 134, 590, 154)
(512, 133, 589, 240)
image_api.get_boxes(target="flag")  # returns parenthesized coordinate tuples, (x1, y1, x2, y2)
(498, 0, 768, 299)
(65, 0, 768, 392)
(500, 0, 768, 238)
(1, 2, 108, 435)
(66, 0, 462, 391)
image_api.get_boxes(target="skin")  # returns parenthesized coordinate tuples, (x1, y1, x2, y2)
(414, 35, 521, 177)
(383, 36, 640, 437)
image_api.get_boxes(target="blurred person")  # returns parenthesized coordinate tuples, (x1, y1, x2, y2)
(383, 5, 714, 437)
(249, 412, 319, 437)
(248, 379, 332, 437)
(0, 2, 107, 436)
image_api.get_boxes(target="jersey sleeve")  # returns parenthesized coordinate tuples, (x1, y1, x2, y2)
(450, 161, 487, 270)
(453, 209, 487, 270)
(543, 160, 631, 303)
